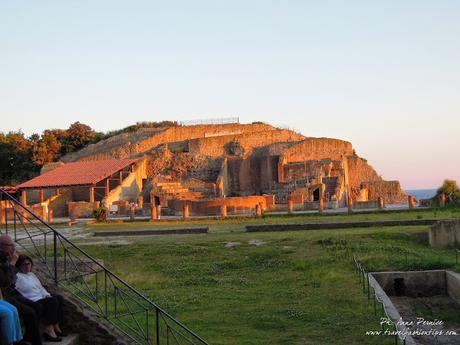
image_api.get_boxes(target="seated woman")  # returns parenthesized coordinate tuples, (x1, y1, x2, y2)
(15, 255, 66, 342)
(0, 290, 23, 345)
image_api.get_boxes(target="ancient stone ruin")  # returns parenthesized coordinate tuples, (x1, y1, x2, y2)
(14, 122, 407, 218)
(9, 123, 407, 219)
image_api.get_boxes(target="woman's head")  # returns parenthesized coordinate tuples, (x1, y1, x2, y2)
(16, 254, 33, 274)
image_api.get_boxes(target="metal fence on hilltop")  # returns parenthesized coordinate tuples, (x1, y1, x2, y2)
(179, 117, 239, 126)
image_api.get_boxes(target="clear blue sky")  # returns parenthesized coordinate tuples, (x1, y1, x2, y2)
(1, 0, 459, 189)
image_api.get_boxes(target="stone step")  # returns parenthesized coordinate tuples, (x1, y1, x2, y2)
(43, 333, 78, 345)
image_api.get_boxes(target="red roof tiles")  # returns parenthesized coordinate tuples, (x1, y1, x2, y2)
(17, 159, 136, 189)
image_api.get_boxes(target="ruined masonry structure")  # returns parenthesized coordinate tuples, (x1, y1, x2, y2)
(34, 122, 405, 216)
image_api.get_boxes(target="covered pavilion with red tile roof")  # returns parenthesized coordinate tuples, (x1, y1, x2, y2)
(17, 159, 137, 205)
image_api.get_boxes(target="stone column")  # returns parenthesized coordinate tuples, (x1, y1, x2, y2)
(138, 196, 143, 210)
(48, 209, 54, 224)
(40, 205, 47, 221)
(105, 179, 110, 197)
(21, 190, 27, 206)
(156, 205, 161, 220)
(408, 195, 415, 209)
(220, 204, 227, 218)
(0, 204, 5, 225)
(130, 204, 135, 221)
(287, 199, 294, 214)
(377, 197, 384, 210)
(318, 197, 324, 214)
(255, 203, 262, 218)
(439, 193, 446, 208)
(151, 205, 158, 220)
(39, 189, 44, 203)
(347, 195, 353, 213)
(89, 187, 95, 203)
(183, 202, 190, 220)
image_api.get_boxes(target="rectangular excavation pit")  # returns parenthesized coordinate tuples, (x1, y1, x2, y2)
(369, 270, 460, 345)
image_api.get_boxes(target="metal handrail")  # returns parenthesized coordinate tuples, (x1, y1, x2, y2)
(0, 188, 209, 345)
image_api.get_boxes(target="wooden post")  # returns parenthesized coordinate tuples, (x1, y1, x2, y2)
(39, 189, 44, 203)
(287, 199, 294, 214)
(21, 190, 27, 206)
(48, 209, 54, 224)
(347, 195, 353, 213)
(89, 187, 95, 203)
(183, 202, 190, 220)
(220, 204, 227, 218)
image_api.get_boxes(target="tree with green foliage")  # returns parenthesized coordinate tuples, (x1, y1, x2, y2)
(436, 179, 460, 204)
(0, 131, 39, 185)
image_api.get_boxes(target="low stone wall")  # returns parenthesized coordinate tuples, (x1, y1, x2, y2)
(353, 200, 379, 209)
(68, 201, 99, 219)
(429, 219, 460, 248)
(371, 270, 447, 297)
(169, 195, 272, 216)
(246, 219, 443, 232)
(94, 227, 209, 237)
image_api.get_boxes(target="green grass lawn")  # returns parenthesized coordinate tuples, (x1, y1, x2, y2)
(86, 207, 460, 234)
(74, 221, 460, 345)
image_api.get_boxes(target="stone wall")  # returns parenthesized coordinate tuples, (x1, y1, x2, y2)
(47, 189, 72, 217)
(283, 159, 343, 182)
(360, 180, 407, 204)
(429, 219, 460, 248)
(187, 129, 304, 157)
(68, 201, 99, 219)
(346, 155, 382, 199)
(371, 270, 447, 297)
(169, 195, 272, 215)
(283, 138, 353, 163)
(61, 123, 277, 162)
(353, 200, 379, 209)
(103, 158, 146, 207)
(447, 271, 460, 304)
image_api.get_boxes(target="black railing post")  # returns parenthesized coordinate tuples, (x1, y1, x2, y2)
(13, 208, 16, 238)
(53, 231, 58, 285)
(104, 271, 108, 318)
(5, 206, 8, 234)
(156, 308, 161, 345)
